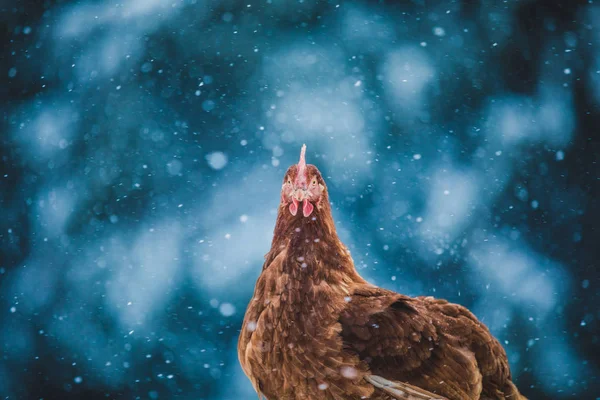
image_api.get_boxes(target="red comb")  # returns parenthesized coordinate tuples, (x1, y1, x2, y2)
(298, 144, 306, 172)
(296, 144, 308, 186)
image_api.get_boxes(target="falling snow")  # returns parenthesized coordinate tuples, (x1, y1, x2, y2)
(1, 1, 597, 399)
(206, 151, 228, 170)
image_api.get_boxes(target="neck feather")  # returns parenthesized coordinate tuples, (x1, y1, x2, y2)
(265, 197, 364, 285)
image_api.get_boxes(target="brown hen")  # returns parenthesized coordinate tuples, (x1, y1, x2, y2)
(238, 145, 526, 400)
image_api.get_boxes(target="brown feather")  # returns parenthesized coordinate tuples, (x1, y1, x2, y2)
(238, 154, 527, 400)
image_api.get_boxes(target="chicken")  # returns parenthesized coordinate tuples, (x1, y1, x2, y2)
(238, 145, 527, 400)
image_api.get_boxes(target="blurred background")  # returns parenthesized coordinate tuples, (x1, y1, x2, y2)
(1, 0, 599, 399)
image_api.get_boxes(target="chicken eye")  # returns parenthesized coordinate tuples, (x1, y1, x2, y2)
(287, 179, 292, 185)
(311, 179, 317, 186)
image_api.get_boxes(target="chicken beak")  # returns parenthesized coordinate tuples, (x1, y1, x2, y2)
(293, 189, 305, 202)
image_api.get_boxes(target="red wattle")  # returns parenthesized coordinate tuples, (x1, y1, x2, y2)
(302, 199, 314, 217)
(289, 198, 299, 216)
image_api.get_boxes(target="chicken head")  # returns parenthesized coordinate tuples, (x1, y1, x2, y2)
(281, 144, 325, 218)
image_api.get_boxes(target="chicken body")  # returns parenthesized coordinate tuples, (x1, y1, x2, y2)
(238, 148, 526, 400)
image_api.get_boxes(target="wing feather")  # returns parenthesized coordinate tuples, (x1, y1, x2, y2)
(366, 375, 447, 400)
(340, 285, 518, 399)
